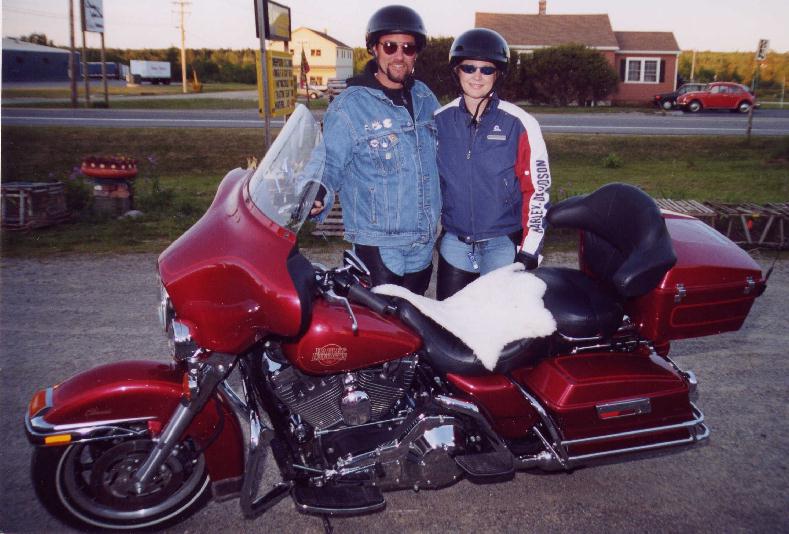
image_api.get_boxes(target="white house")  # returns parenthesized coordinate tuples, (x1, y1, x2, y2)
(288, 27, 353, 87)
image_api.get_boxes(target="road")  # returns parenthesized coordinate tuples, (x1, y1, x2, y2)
(3, 106, 789, 135)
(1, 249, 787, 533)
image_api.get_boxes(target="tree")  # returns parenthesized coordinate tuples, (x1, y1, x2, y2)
(521, 44, 619, 106)
(414, 37, 453, 100)
(353, 47, 372, 75)
(19, 33, 54, 47)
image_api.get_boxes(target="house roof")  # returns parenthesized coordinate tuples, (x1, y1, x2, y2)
(614, 31, 680, 52)
(294, 27, 351, 49)
(2, 37, 70, 54)
(475, 13, 619, 49)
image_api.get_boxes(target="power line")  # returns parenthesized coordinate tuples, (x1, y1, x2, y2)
(4, 6, 67, 19)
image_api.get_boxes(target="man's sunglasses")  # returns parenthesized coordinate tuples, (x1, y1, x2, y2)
(379, 41, 418, 56)
(457, 64, 498, 76)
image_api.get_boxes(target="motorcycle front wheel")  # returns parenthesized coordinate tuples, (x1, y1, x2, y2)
(32, 438, 211, 531)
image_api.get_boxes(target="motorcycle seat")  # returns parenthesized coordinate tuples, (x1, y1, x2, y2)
(534, 267, 624, 340)
(395, 299, 551, 376)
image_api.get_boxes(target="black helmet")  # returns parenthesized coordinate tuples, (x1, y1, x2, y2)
(449, 28, 510, 74)
(365, 5, 427, 53)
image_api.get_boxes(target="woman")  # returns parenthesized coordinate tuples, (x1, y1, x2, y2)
(434, 28, 552, 300)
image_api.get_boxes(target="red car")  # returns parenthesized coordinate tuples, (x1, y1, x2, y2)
(676, 82, 756, 113)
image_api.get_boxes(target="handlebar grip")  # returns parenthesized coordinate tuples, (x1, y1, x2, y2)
(347, 284, 393, 315)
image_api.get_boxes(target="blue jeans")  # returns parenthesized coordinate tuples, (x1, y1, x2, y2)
(439, 232, 516, 275)
(354, 242, 433, 277)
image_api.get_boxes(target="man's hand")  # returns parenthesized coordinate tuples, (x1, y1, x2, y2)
(516, 251, 539, 270)
(310, 200, 325, 217)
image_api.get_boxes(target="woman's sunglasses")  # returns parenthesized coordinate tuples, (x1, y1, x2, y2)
(457, 64, 497, 76)
(379, 41, 418, 57)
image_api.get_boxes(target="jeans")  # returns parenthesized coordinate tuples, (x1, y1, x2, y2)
(439, 232, 516, 275)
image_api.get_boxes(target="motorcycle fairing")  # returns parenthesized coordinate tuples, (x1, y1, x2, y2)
(159, 168, 307, 352)
(25, 360, 244, 484)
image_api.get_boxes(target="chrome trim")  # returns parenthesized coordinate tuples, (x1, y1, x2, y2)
(315, 416, 407, 437)
(28, 414, 156, 434)
(26, 413, 155, 445)
(675, 283, 687, 303)
(744, 276, 756, 295)
(562, 402, 706, 447)
(506, 376, 569, 464)
(596, 398, 652, 419)
(218, 381, 250, 419)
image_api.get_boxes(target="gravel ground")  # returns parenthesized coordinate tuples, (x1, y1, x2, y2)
(1, 248, 787, 533)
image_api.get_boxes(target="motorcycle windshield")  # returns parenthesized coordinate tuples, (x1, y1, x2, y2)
(249, 103, 324, 234)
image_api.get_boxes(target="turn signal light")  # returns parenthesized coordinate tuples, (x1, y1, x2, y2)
(44, 434, 72, 446)
(28, 389, 47, 418)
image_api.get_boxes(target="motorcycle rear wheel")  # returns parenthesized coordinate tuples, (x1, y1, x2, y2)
(32, 438, 211, 531)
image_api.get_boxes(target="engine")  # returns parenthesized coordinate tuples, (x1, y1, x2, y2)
(269, 355, 418, 431)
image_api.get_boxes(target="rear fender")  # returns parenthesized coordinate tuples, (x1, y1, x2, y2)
(25, 360, 244, 485)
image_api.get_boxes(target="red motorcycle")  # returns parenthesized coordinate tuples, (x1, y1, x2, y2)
(25, 105, 766, 531)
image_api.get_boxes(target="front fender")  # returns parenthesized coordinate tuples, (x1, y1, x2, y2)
(25, 360, 244, 485)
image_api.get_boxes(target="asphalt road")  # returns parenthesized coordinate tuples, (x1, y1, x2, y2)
(1, 249, 787, 533)
(3, 107, 789, 135)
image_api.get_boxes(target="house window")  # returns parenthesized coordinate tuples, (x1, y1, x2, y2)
(310, 49, 321, 57)
(309, 76, 323, 85)
(626, 58, 661, 83)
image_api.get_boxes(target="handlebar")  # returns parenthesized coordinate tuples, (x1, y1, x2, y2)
(347, 283, 395, 316)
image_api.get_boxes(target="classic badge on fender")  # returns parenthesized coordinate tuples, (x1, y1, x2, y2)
(312, 344, 348, 366)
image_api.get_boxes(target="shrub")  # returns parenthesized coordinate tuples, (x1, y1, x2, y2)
(602, 153, 623, 168)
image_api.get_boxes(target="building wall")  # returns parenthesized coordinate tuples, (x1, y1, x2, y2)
(290, 28, 353, 85)
(2, 49, 75, 82)
(612, 53, 677, 104)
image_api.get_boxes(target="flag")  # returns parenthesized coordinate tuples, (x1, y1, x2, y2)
(300, 48, 310, 88)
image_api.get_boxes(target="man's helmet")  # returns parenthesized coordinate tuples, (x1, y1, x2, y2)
(449, 28, 510, 74)
(365, 5, 427, 53)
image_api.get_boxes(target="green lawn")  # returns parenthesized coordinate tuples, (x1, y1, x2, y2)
(2, 126, 787, 256)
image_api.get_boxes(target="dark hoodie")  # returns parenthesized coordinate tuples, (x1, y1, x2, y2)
(347, 59, 415, 119)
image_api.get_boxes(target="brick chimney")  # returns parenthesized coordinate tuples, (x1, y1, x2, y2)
(539, 0, 546, 15)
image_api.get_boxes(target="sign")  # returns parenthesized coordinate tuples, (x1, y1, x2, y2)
(254, 0, 292, 41)
(82, 0, 104, 33)
(256, 50, 296, 117)
(756, 39, 769, 61)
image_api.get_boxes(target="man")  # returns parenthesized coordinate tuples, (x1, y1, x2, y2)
(308, 5, 440, 295)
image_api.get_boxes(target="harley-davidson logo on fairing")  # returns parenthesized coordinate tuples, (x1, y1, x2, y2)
(312, 344, 348, 366)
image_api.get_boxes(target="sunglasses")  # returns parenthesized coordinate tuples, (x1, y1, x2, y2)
(378, 41, 418, 57)
(457, 64, 498, 76)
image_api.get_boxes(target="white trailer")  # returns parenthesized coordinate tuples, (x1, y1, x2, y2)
(129, 60, 172, 85)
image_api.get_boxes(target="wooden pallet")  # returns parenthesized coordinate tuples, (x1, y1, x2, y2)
(654, 198, 717, 224)
(1, 181, 70, 230)
(312, 194, 345, 237)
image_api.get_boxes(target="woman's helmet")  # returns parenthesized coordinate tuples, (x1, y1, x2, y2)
(365, 5, 427, 53)
(449, 28, 510, 74)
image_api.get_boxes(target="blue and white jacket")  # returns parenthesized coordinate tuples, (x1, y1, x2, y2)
(434, 95, 551, 260)
(309, 64, 441, 247)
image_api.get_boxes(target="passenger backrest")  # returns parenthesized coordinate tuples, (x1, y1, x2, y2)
(546, 183, 677, 298)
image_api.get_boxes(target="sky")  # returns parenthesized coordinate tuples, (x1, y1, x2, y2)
(2, 0, 788, 53)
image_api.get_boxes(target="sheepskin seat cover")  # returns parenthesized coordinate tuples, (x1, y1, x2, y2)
(373, 263, 557, 371)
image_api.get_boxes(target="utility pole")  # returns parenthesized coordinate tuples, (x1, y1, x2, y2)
(690, 50, 696, 82)
(174, 1, 191, 94)
(255, 0, 271, 151)
(68, 0, 78, 107)
(79, 0, 91, 107)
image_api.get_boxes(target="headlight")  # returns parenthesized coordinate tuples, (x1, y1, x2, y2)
(158, 281, 197, 360)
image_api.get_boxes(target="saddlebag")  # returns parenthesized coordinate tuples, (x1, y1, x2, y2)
(520, 350, 703, 460)
(623, 214, 766, 344)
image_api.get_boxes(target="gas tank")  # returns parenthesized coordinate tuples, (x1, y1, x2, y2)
(282, 299, 421, 374)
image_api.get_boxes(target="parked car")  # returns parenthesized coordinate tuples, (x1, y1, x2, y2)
(676, 82, 756, 113)
(653, 83, 707, 110)
(326, 77, 348, 102)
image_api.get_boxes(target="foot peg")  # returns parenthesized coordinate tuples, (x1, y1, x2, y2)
(292, 484, 385, 516)
(455, 451, 515, 483)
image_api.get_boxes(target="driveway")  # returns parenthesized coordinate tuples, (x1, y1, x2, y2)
(0, 249, 787, 533)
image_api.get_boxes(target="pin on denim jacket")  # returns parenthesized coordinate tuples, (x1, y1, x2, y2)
(307, 81, 441, 247)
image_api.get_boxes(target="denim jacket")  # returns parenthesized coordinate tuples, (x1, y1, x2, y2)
(309, 74, 441, 247)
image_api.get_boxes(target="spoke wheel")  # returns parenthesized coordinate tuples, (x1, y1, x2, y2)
(33, 438, 210, 531)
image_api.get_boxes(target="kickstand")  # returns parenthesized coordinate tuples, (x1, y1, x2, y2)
(322, 514, 334, 534)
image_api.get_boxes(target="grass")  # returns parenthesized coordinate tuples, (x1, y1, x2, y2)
(1, 82, 256, 100)
(3, 98, 260, 110)
(2, 127, 787, 257)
